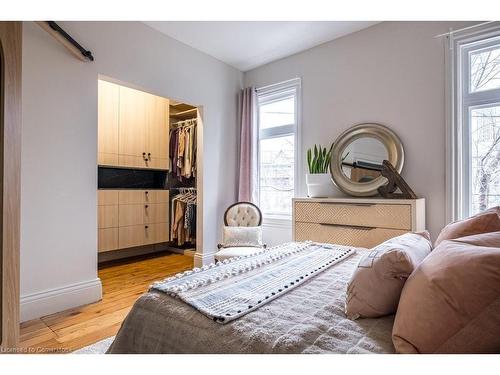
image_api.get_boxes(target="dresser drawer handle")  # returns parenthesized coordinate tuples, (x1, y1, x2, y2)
(319, 223, 374, 231)
(317, 202, 376, 207)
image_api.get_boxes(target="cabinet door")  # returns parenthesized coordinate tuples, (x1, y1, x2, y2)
(98, 80, 120, 165)
(145, 223, 169, 244)
(144, 203, 168, 224)
(98, 228, 119, 252)
(119, 204, 145, 227)
(118, 225, 146, 249)
(119, 190, 149, 205)
(119, 86, 148, 160)
(98, 190, 119, 206)
(146, 95, 169, 170)
(98, 205, 119, 229)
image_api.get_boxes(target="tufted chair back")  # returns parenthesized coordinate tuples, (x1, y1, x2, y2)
(224, 202, 262, 227)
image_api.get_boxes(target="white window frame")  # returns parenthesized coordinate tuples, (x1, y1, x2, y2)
(446, 22, 500, 221)
(255, 78, 302, 221)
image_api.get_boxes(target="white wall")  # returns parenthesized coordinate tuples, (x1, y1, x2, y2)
(245, 21, 475, 242)
(21, 21, 242, 321)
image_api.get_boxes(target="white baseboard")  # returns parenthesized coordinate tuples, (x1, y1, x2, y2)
(20, 278, 102, 322)
(193, 252, 214, 267)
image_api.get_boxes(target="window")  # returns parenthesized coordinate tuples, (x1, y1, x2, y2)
(256, 79, 300, 219)
(450, 24, 500, 219)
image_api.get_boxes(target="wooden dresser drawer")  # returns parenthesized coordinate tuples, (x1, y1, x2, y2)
(294, 222, 407, 248)
(118, 190, 169, 205)
(119, 204, 145, 227)
(294, 201, 411, 230)
(144, 203, 169, 224)
(146, 222, 169, 244)
(119, 225, 146, 249)
(98, 190, 119, 206)
(118, 223, 169, 248)
(98, 205, 119, 229)
(98, 228, 118, 253)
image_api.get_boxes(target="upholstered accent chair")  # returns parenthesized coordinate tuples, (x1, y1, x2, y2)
(214, 202, 266, 262)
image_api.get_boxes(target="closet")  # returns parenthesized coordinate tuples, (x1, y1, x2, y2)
(98, 81, 170, 170)
(97, 79, 199, 261)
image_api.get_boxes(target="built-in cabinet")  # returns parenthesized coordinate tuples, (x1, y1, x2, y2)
(97, 79, 199, 259)
(98, 190, 169, 253)
(98, 80, 169, 170)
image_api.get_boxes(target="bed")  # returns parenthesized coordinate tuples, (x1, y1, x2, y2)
(107, 242, 395, 354)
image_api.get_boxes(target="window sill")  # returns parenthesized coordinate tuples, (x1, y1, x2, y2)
(262, 215, 292, 228)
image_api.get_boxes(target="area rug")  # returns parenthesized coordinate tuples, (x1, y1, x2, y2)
(73, 336, 114, 354)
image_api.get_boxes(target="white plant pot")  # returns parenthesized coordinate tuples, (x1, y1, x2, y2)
(306, 173, 337, 198)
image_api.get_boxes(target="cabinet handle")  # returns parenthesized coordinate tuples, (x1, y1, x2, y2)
(145, 191, 149, 195)
(145, 205, 149, 208)
(318, 202, 375, 207)
(319, 223, 374, 231)
(145, 225, 149, 229)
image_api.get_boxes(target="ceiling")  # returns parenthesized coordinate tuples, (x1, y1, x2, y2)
(144, 21, 379, 71)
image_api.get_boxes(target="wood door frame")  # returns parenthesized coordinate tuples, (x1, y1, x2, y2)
(0, 21, 22, 350)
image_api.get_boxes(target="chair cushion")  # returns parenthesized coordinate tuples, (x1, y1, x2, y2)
(392, 231, 500, 353)
(345, 231, 432, 320)
(214, 247, 263, 261)
(225, 203, 261, 226)
(220, 226, 263, 248)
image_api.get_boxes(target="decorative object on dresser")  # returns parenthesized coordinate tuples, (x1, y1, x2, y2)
(330, 123, 404, 197)
(377, 160, 417, 199)
(305, 143, 337, 198)
(292, 197, 425, 248)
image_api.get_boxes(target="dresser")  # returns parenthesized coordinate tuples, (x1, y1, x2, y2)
(98, 189, 169, 253)
(293, 197, 425, 248)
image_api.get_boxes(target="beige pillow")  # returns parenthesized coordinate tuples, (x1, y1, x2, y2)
(220, 226, 263, 248)
(435, 206, 500, 246)
(345, 232, 432, 320)
(392, 231, 500, 353)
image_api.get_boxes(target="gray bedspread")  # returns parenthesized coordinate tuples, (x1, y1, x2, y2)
(107, 250, 395, 354)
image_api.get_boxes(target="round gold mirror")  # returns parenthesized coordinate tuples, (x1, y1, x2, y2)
(330, 123, 404, 197)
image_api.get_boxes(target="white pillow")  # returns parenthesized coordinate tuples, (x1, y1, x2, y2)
(220, 226, 263, 248)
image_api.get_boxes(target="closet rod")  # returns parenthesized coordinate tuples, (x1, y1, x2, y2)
(37, 21, 94, 61)
(172, 119, 197, 127)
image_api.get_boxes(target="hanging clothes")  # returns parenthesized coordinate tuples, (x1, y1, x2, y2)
(169, 128, 179, 175)
(169, 119, 197, 180)
(170, 188, 197, 246)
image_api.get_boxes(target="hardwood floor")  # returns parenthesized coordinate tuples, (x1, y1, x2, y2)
(19, 252, 193, 353)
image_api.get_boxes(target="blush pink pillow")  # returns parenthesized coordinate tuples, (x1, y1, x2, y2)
(392, 231, 500, 353)
(435, 206, 500, 246)
(345, 232, 432, 320)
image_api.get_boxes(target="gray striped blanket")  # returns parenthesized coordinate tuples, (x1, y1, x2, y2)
(151, 241, 356, 323)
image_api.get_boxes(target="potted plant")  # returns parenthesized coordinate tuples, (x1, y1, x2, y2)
(306, 143, 337, 197)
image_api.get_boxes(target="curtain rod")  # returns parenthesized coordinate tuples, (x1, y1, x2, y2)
(255, 77, 301, 92)
(434, 21, 495, 38)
